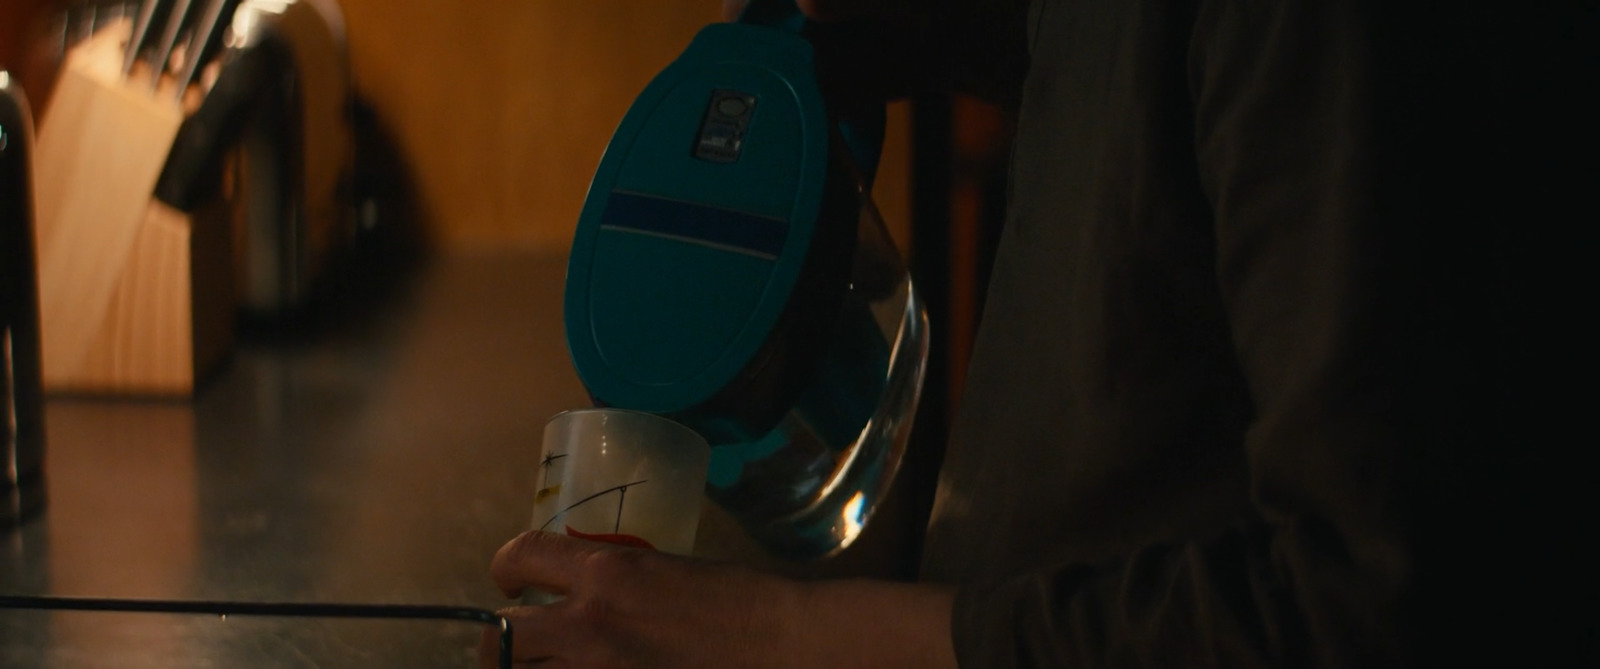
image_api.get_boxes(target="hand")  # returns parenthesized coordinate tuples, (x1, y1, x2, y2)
(480, 530, 803, 668)
(721, 0, 907, 24)
(719, 0, 931, 108)
(721, 0, 1027, 107)
(481, 530, 958, 668)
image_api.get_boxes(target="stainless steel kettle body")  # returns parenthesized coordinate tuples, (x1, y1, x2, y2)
(1, 74, 48, 528)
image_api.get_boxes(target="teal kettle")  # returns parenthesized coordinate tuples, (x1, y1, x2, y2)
(562, 1, 928, 559)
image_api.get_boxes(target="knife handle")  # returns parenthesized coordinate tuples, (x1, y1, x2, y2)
(153, 40, 273, 212)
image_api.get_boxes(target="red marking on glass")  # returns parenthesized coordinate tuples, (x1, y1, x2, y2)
(564, 526, 657, 551)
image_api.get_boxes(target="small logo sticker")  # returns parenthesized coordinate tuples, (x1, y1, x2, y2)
(534, 485, 561, 504)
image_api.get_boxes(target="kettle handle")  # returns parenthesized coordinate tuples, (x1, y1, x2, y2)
(738, 0, 885, 190)
(737, 0, 808, 33)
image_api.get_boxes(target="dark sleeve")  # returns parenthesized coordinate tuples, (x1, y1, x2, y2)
(950, 1, 1585, 666)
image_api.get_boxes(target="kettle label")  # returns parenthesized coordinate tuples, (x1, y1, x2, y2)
(600, 190, 787, 260)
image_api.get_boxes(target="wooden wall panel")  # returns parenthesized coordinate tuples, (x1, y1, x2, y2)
(2, 1, 61, 69)
(338, 0, 911, 252)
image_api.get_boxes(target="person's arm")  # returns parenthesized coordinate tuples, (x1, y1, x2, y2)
(482, 530, 958, 668)
(949, 1, 1555, 666)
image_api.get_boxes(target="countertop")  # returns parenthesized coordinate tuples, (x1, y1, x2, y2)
(1, 248, 917, 667)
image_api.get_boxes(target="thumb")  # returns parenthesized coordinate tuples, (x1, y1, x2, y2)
(489, 530, 604, 599)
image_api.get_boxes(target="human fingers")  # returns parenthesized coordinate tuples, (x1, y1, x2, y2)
(477, 623, 518, 669)
(795, 0, 866, 21)
(489, 530, 607, 599)
(477, 605, 571, 669)
(723, 0, 883, 23)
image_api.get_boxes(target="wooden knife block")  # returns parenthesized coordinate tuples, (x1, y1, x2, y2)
(32, 21, 233, 396)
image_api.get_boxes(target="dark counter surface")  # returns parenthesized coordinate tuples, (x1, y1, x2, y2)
(1, 247, 915, 667)
(3, 249, 581, 666)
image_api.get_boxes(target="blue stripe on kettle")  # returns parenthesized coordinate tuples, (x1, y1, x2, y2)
(599, 191, 788, 259)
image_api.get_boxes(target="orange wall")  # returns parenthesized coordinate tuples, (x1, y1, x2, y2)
(2, 0, 60, 68)
(339, 0, 912, 253)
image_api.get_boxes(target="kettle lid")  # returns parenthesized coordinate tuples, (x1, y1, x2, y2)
(564, 23, 835, 417)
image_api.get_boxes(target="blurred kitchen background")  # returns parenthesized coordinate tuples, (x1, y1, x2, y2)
(2, 0, 1012, 664)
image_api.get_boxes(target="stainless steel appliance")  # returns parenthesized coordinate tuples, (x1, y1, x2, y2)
(223, 0, 353, 319)
(1, 73, 47, 528)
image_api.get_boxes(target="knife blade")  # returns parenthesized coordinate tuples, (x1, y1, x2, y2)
(147, 0, 195, 91)
(121, 0, 170, 78)
(172, 0, 240, 97)
(71, 5, 98, 46)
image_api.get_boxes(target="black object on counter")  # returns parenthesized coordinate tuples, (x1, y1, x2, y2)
(0, 595, 514, 668)
(152, 37, 278, 212)
(1, 73, 47, 530)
